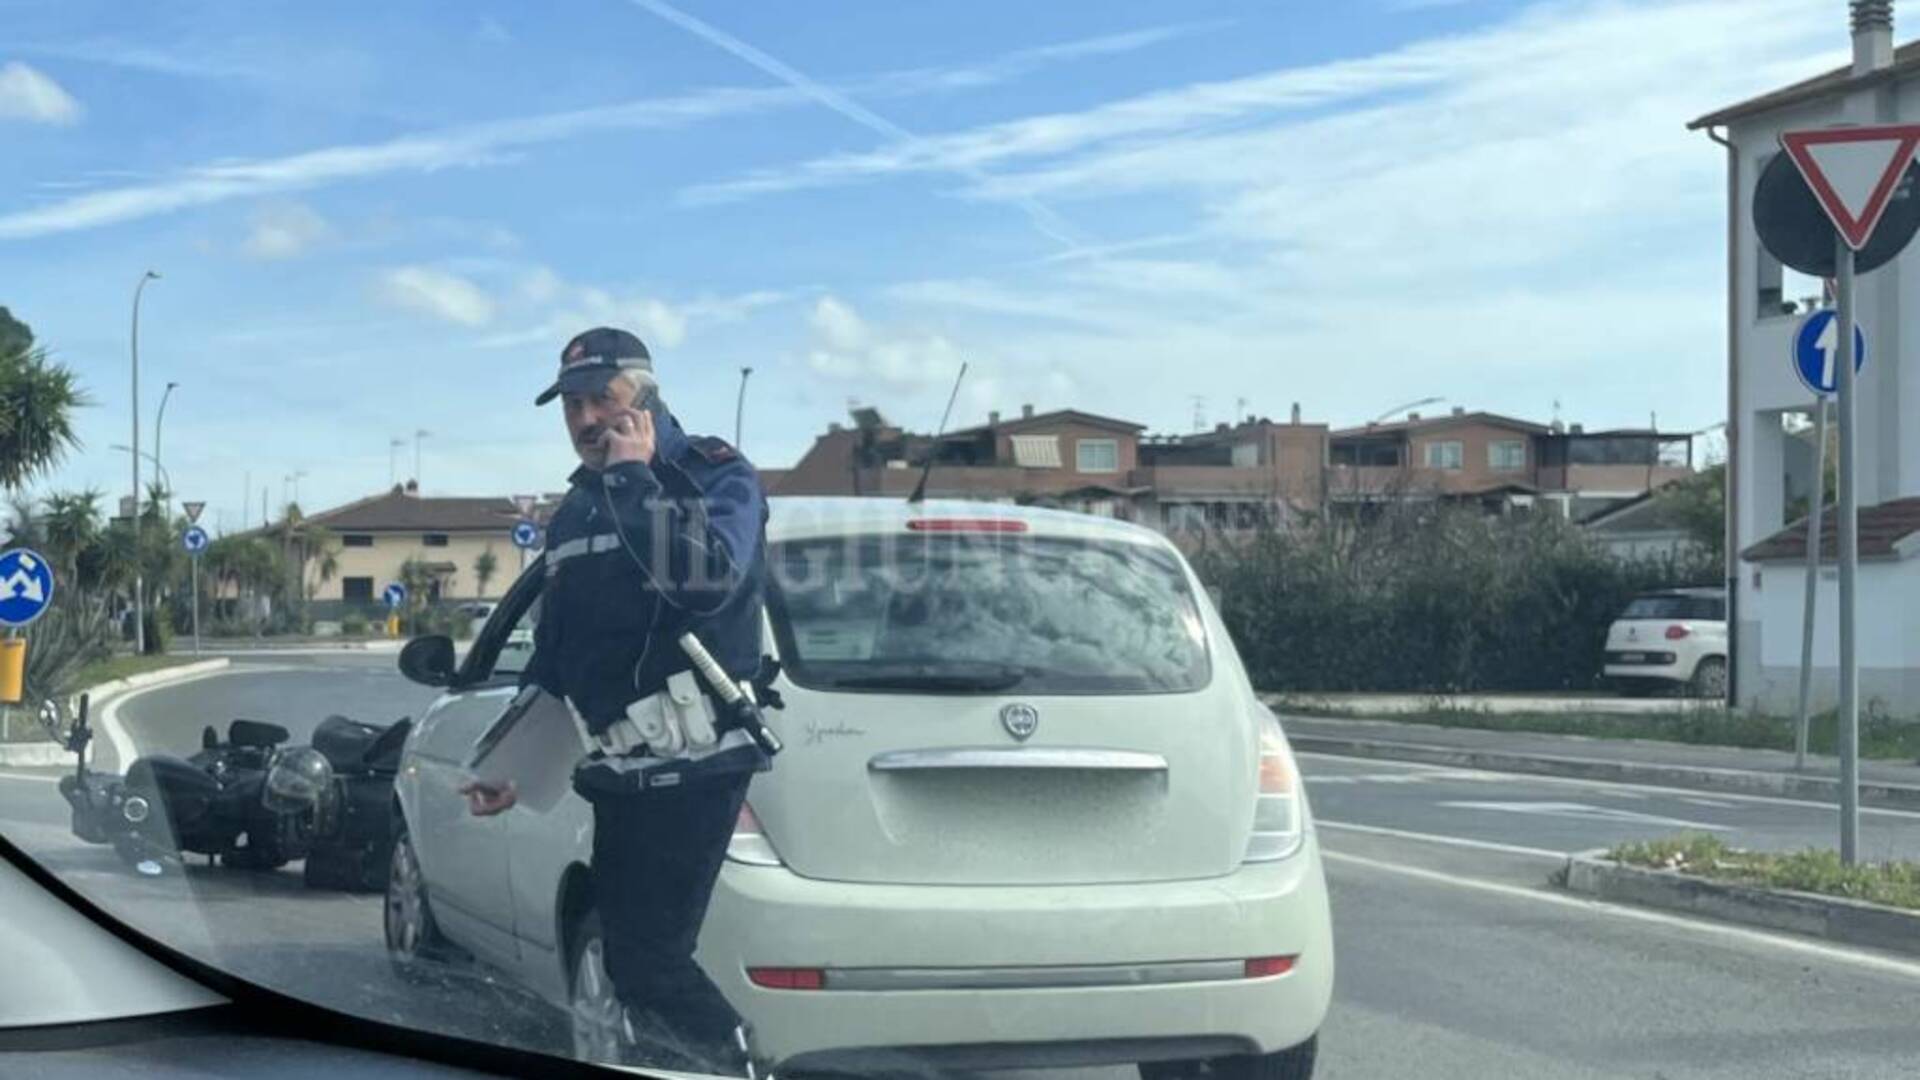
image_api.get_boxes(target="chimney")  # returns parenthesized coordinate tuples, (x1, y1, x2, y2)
(828, 421, 844, 433)
(1407, 412, 1421, 422)
(989, 410, 1001, 426)
(1215, 422, 1230, 433)
(1290, 402, 1301, 425)
(1569, 423, 1584, 435)
(404, 479, 419, 494)
(1853, 1, 1894, 75)
(1451, 405, 1465, 416)
(1021, 403, 1035, 419)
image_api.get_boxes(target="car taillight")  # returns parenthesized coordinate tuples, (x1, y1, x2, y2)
(748, 967, 825, 990)
(1665, 624, 1691, 640)
(905, 518, 1028, 533)
(1244, 955, 1297, 978)
(1243, 724, 1304, 863)
(726, 802, 784, 867)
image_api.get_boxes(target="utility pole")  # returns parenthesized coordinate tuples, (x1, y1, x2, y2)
(390, 437, 405, 488)
(1835, 233, 1860, 865)
(1794, 399, 1830, 771)
(414, 429, 431, 490)
(130, 270, 160, 655)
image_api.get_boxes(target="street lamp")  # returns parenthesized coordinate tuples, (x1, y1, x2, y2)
(109, 445, 171, 499)
(389, 437, 406, 488)
(131, 269, 160, 655)
(1368, 396, 1445, 427)
(734, 366, 754, 448)
(154, 381, 179, 516)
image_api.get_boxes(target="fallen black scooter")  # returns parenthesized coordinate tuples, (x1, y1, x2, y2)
(41, 696, 410, 891)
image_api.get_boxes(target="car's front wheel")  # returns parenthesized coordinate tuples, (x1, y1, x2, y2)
(384, 820, 460, 979)
(567, 911, 630, 1064)
(1141, 1035, 1317, 1080)
(1690, 656, 1728, 699)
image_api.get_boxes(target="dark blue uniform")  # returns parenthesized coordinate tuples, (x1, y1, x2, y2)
(522, 405, 768, 1071)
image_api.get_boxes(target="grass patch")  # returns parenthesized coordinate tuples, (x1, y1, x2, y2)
(1277, 699, 1920, 761)
(72, 653, 201, 689)
(1610, 833, 1920, 911)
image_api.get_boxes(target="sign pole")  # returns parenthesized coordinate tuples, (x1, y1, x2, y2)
(1835, 236, 1860, 865)
(1793, 395, 1827, 772)
(190, 554, 201, 657)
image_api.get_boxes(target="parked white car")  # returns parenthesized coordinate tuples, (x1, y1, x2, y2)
(1602, 587, 1728, 697)
(385, 497, 1333, 1078)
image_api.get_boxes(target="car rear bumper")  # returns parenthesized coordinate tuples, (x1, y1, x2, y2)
(695, 832, 1334, 1068)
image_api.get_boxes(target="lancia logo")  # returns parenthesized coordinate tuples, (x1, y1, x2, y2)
(1000, 703, 1039, 741)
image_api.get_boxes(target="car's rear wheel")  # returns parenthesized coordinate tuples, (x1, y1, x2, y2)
(384, 822, 459, 978)
(1690, 656, 1728, 699)
(567, 911, 629, 1064)
(1141, 1036, 1317, 1080)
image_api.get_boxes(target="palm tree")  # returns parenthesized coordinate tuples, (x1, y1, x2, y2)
(0, 345, 89, 490)
(41, 489, 102, 582)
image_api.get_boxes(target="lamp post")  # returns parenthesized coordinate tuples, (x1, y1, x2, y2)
(130, 270, 161, 655)
(390, 437, 406, 488)
(414, 429, 431, 490)
(734, 366, 754, 448)
(154, 381, 179, 516)
(109, 445, 171, 498)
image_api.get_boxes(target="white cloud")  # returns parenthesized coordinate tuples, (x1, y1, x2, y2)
(376, 266, 496, 327)
(856, 21, 1226, 97)
(804, 295, 967, 390)
(0, 62, 82, 125)
(473, 267, 802, 354)
(476, 17, 514, 45)
(241, 201, 332, 259)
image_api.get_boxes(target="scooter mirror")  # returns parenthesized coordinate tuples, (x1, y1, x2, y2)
(35, 698, 65, 742)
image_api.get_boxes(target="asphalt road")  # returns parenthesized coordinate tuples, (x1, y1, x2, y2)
(2, 658, 1919, 1077)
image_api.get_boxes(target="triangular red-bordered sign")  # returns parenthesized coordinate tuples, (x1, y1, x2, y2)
(1780, 124, 1920, 250)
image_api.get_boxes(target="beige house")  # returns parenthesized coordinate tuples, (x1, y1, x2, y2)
(298, 485, 533, 607)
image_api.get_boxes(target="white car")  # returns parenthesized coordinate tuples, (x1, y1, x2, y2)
(386, 497, 1333, 1078)
(1602, 587, 1729, 697)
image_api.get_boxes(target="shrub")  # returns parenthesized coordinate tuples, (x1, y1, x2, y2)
(340, 611, 370, 636)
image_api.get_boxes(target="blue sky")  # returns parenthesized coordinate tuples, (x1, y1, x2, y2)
(0, 0, 1850, 532)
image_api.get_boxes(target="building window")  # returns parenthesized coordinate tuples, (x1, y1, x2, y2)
(422, 533, 450, 547)
(1231, 441, 1260, 468)
(1424, 440, 1463, 470)
(341, 577, 374, 603)
(341, 534, 373, 548)
(1076, 438, 1119, 473)
(1489, 440, 1526, 471)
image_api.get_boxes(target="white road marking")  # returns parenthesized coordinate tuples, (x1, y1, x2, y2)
(1438, 800, 1732, 831)
(1297, 750, 1920, 820)
(1321, 849, 1920, 980)
(1317, 819, 1566, 859)
(0, 770, 60, 785)
(1681, 796, 1739, 808)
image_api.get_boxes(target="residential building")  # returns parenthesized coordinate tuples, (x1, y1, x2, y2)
(774, 402, 1689, 534)
(285, 483, 533, 610)
(1326, 410, 1692, 519)
(1690, 6, 1920, 713)
(1579, 491, 1711, 562)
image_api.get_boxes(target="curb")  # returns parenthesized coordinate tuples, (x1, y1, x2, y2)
(1561, 850, 1920, 958)
(191, 639, 404, 654)
(0, 658, 232, 767)
(1287, 733, 1920, 813)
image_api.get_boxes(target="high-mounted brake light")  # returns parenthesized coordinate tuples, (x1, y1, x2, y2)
(905, 518, 1028, 533)
(1665, 624, 1691, 640)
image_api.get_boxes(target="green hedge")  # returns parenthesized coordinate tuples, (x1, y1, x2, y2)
(1190, 508, 1719, 693)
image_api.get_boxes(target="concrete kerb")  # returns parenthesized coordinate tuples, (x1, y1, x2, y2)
(1287, 733, 1920, 813)
(1561, 850, 1920, 958)
(0, 658, 232, 767)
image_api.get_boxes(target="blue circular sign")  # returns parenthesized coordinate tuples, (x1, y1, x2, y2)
(511, 520, 541, 550)
(383, 583, 408, 608)
(181, 525, 209, 554)
(0, 548, 56, 628)
(1792, 309, 1867, 396)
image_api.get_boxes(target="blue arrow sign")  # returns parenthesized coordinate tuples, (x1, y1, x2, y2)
(511, 520, 541, 550)
(181, 525, 210, 554)
(0, 548, 56, 628)
(383, 583, 408, 609)
(1792, 309, 1867, 396)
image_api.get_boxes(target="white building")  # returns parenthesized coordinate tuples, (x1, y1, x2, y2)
(1691, 1, 1920, 715)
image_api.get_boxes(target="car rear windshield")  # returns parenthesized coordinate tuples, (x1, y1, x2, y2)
(766, 533, 1212, 695)
(1620, 595, 1724, 620)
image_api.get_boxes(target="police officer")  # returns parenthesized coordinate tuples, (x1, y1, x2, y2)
(460, 327, 770, 1073)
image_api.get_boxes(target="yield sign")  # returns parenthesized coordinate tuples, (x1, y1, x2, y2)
(182, 500, 206, 523)
(1780, 124, 1920, 250)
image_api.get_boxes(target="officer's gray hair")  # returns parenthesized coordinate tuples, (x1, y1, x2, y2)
(613, 369, 658, 404)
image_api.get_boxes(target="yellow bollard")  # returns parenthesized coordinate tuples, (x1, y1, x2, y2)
(0, 638, 24, 705)
(387, 613, 401, 639)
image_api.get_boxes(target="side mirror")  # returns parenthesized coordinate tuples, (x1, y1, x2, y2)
(36, 698, 65, 743)
(399, 635, 458, 688)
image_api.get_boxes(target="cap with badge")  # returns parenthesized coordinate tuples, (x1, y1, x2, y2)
(535, 327, 654, 406)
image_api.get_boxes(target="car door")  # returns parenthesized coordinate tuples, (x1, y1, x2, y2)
(406, 565, 547, 966)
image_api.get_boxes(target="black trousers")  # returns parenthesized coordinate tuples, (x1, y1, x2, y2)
(589, 771, 752, 1070)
